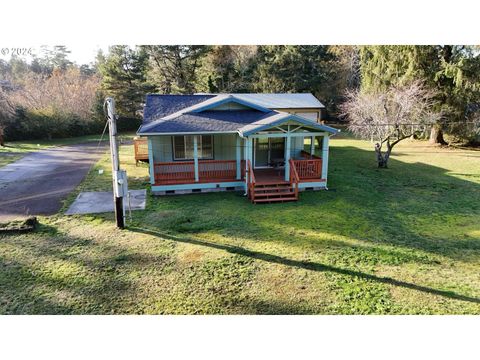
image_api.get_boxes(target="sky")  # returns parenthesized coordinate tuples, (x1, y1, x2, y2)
(0, 44, 110, 65)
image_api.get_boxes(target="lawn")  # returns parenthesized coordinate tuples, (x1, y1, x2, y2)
(1, 137, 479, 314)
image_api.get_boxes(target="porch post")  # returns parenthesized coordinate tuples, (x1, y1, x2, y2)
(310, 136, 315, 157)
(193, 135, 199, 182)
(321, 134, 329, 182)
(236, 135, 241, 180)
(284, 132, 291, 182)
(148, 137, 155, 184)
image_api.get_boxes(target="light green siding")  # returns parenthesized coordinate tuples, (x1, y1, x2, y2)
(148, 134, 243, 162)
(150, 136, 173, 162)
(210, 102, 250, 111)
(213, 133, 243, 160)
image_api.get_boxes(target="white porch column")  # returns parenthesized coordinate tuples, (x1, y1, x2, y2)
(284, 133, 291, 182)
(236, 135, 241, 180)
(321, 134, 329, 182)
(193, 135, 199, 182)
(310, 136, 315, 157)
(148, 137, 155, 184)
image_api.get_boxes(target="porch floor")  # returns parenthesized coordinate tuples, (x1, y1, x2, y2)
(254, 168, 288, 184)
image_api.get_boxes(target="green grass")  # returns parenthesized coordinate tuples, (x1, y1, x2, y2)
(1, 138, 480, 314)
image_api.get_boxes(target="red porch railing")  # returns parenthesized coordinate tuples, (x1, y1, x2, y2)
(199, 160, 236, 180)
(154, 160, 242, 185)
(292, 151, 323, 181)
(289, 159, 300, 198)
(154, 161, 195, 184)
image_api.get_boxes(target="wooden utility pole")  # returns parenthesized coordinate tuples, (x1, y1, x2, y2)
(105, 98, 125, 229)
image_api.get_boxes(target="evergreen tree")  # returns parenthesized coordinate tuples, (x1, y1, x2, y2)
(359, 45, 480, 143)
(99, 45, 153, 118)
(143, 45, 209, 94)
(196, 45, 258, 93)
(252, 46, 336, 110)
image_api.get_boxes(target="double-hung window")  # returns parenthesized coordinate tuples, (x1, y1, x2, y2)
(173, 135, 213, 160)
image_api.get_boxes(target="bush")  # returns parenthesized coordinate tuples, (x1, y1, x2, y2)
(2, 106, 105, 141)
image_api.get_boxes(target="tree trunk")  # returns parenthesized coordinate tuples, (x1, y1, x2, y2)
(429, 124, 446, 145)
(375, 142, 391, 168)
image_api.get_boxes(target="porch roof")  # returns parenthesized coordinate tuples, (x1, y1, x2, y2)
(238, 113, 339, 136)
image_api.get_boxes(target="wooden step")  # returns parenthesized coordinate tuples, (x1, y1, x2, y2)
(254, 191, 296, 198)
(254, 186, 293, 192)
(255, 181, 290, 186)
(253, 197, 298, 203)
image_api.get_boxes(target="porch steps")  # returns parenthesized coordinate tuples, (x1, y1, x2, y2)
(251, 183, 298, 204)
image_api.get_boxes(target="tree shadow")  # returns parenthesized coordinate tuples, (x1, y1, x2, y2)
(141, 144, 480, 261)
(0, 223, 170, 314)
(129, 226, 480, 305)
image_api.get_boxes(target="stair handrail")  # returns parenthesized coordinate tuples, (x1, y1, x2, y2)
(247, 160, 256, 201)
(289, 159, 300, 198)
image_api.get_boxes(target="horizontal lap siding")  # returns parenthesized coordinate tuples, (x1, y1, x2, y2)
(213, 134, 240, 160)
(150, 134, 242, 162)
(151, 136, 173, 162)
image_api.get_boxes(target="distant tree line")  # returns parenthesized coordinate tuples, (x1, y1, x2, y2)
(1, 45, 479, 145)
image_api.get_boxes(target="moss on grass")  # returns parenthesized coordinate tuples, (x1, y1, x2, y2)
(1, 138, 479, 314)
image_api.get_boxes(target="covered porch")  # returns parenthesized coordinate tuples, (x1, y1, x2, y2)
(146, 115, 337, 199)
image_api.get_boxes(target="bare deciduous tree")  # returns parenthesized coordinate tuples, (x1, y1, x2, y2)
(341, 82, 439, 168)
(10, 68, 100, 120)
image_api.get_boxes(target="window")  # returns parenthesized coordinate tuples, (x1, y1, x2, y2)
(173, 135, 213, 160)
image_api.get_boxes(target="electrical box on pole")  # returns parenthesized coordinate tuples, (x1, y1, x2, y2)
(105, 97, 127, 229)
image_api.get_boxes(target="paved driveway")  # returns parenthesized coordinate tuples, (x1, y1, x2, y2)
(0, 143, 107, 222)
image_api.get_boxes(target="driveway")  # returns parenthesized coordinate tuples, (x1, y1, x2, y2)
(0, 142, 107, 222)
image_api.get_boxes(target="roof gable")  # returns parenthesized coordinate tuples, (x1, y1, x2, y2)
(238, 113, 339, 136)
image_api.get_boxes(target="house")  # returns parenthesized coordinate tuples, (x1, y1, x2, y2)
(137, 93, 339, 203)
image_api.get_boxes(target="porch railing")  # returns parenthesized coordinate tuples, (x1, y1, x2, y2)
(289, 159, 299, 198)
(246, 159, 256, 201)
(199, 160, 236, 180)
(154, 160, 241, 185)
(292, 151, 323, 180)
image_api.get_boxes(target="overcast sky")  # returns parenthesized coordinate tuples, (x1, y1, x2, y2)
(0, 44, 110, 65)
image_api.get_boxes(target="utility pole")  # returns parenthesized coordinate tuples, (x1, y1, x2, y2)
(105, 98, 126, 229)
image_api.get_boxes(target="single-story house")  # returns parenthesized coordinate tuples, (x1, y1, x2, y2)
(137, 93, 339, 203)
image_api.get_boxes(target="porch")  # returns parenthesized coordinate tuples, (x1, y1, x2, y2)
(151, 150, 324, 188)
(147, 126, 331, 200)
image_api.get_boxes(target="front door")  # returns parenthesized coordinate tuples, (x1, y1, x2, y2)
(254, 138, 285, 168)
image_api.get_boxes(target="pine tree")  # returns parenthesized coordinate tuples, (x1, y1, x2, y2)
(252, 46, 336, 109)
(98, 45, 153, 118)
(143, 45, 209, 94)
(196, 45, 258, 93)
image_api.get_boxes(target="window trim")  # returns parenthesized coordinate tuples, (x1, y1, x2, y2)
(172, 135, 214, 161)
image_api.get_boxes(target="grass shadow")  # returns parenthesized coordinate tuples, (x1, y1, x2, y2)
(130, 226, 480, 305)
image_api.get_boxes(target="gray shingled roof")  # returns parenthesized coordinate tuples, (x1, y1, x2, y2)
(143, 94, 215, 123)
(138, 93, 335, 135)
(138, 110, 278, 134)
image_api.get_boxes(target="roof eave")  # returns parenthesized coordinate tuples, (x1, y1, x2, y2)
(239, 114, 340, 137)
